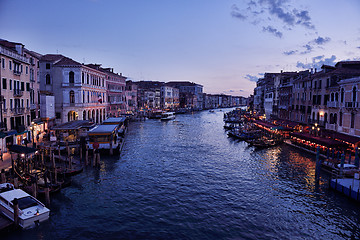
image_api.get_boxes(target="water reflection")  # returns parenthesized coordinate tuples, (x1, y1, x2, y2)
(4, 109, 360, 240)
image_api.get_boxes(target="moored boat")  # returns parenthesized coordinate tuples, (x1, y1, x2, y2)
(0, 183, 50, 229)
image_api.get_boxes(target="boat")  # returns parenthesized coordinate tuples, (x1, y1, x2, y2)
(88, 124, 124, 153)
(161, 112, 175, 121)
(148, 110, 163, 119)
(0, 183, 50, 229)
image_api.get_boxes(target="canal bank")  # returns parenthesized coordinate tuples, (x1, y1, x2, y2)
(3, 110, 360, 240)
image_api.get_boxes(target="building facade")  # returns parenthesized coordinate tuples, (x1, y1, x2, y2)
(40, 55, 107, 124)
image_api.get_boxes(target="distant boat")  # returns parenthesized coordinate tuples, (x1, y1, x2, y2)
(0, 183, 50, 229)
(161, 112, 175, 121)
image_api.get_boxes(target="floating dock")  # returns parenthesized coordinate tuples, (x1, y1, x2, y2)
(329, 178, 360, 201)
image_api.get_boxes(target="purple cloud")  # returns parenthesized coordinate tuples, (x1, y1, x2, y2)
(262, 25, 283, 38)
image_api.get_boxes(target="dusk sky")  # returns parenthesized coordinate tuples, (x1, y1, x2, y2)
(1, 0, 359, 97)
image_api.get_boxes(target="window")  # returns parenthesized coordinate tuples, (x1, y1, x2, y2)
(1, 58, 5, 69)
(69, 90, 75, 103)
(9, 60, 12, 70)
(351, 112, 355, 128)
(26, 83, 30, 91)
(69, 71, 74, 84)
(46, 63, 50, 69)
(82, 72, 84, 84)
(87, 74, 89, 84)
(26, 66, 28, 74)
(352, 86, 357, 102)
(341, 88, 344, 102)
(2, 78, 7, 89)
(9, 79, 12, 90)
(21, 82, 24, 91)
(46, 74, 51, 85)
(339, 112, 343, 126)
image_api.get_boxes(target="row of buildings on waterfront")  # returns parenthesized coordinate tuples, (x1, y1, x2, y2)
(250, 61, 360, 139)
(0, 38, 246, 151)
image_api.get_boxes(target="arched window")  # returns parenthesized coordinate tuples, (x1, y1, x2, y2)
(69, 71, 74, 84)
(87, 74, 89, 84)
(87, 91, 90, 102)
(329, 113, 333, 124)
(83, 110, 86, 120)
(334, 113, 337, 124)
(351, 112, 355, 128)
(324, 113, 328, 124)
(69, 90, 75, 103)
(46, 74, 51, 85)
(331, 93, 334, 102)
(335, 92, 339, 102)
(341, 88, 345, 103)
(352, 86, 357, 102)
(82, 72, 84, 84)
(317, 112, 320, 121)
(339, 112, 343, 126)
(83, 91, 85, 103)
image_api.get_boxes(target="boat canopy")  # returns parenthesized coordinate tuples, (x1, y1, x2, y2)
(102, 117, 126, 125)
(88, 124, 118, 135)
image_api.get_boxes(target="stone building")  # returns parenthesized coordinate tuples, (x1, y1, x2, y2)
(39, 55, 107, 124)
(0, 39, 41, 148)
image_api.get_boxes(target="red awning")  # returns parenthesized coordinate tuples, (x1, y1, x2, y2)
(290, 132, 348, 148)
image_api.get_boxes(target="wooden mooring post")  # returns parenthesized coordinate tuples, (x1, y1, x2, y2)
(1, 169, 6, 183)
(13, 198, 19, 227)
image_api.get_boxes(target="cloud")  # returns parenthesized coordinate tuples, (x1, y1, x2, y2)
(262, 26, 283, 38)
(245, 74, 259, 82)
(283, 50, 298, 55)
(357, 46, 360, 49)
(283, 36, 331, 55)
(312, 36, 331, 45)
(296, 55, 337, 69)
(231, 4, 247, 20)
(231, 0, 316, 38)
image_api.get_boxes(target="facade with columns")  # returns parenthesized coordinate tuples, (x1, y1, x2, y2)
(39, 54, 107, 124)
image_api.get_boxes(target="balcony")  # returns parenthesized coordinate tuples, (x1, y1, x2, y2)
(345, 102, 359, 108)
(30, 103, 37, 110)
(13, 89, 23, 97)
(13, 70, 21, 76)
(327, 101, 340, 108)
(11, 107, 25, 115)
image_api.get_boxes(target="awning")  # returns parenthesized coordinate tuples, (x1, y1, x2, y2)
(8, 145, 37, 154)
(323, 129, 360, 145)
(290, 132, 347, 148)
(0, 132, 6, 138)
(5, 130, 17, 136)
(15, 130, 29, 135)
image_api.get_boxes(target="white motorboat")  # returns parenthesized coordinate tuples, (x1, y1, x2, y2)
(0, 183, 50, 229)
(161, 112, 175, 120)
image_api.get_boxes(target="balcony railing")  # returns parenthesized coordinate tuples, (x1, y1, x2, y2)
(30, 103, 36, 110)
(13, 89, 23, 97)
(345, 102, 359, 108)
(13, 70, 21, 76)
(11, 107, 25, 115)
(327, 101, 340, 108)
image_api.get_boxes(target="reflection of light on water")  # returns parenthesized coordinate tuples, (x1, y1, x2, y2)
(261, 147, 282, 176)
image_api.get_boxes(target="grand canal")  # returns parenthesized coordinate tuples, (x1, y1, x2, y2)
(4, 109, 360, 239)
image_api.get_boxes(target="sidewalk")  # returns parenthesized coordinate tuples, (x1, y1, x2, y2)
(0, 143, 37, 171)
(0, 152, 12, 171)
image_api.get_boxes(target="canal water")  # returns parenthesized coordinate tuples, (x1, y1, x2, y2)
(4, 110, 360, 239)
